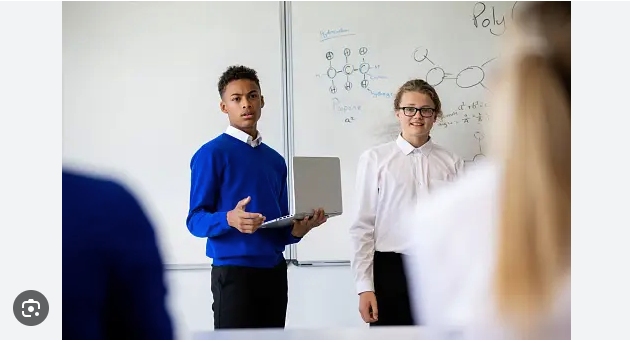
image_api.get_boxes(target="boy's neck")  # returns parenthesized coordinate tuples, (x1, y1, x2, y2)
(232, 124, 258, 139)
(402, 132, 430, 148)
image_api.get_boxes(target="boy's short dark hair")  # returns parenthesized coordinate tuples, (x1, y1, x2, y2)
(218, 65, 261, 97)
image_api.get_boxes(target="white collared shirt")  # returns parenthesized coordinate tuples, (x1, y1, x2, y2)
(349, 135, 465, 294)
(225, 126, 262, 148)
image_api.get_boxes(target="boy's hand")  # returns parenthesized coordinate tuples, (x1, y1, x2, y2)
(291, 208, 327, 238)
(227, 196, 265, 234)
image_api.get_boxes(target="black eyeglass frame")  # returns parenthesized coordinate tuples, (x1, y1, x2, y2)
(396, 106, 437, 118)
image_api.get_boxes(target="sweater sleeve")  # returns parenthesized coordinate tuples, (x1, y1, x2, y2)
(186, 147, 232, 238)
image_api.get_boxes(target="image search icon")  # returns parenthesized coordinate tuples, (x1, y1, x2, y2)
(13, 290, 49, 326)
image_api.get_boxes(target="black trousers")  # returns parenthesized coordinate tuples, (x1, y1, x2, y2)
(370, 251, 416, 327)
(211, 259, 288, 329)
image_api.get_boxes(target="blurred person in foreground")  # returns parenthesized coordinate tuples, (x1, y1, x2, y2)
(403, 1, 570, 339)
(62, 169, 173, 339)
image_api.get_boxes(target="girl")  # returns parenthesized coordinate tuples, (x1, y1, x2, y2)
(404, 2, 571, 339)
(349, 79, 464, 326)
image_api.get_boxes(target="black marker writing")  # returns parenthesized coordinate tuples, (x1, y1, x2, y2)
(472, 1, 517, 36)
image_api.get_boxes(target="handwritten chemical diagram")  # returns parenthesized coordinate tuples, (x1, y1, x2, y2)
(460, 131, 487, 164)
(472, 131, 486, 161)
(436, 100, 490, 129)
(323, 47, 375, 94)
(413, 46, 496, 90)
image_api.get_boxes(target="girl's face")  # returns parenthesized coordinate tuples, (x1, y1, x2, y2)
(396, 91, 437, 139)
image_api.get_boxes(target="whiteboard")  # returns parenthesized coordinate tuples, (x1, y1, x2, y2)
(289, 1, 517, 262)
(62, 1, 286, 266)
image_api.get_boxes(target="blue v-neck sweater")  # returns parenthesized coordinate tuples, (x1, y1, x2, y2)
(186, 133, 300, 268)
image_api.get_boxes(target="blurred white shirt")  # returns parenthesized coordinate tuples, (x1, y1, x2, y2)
(403, 161, 570, 339)
(349, 135, 464, 294)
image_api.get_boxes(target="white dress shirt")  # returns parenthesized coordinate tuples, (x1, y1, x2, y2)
(225, 125, 262, 148)
(403, 161, 570, 339)
(349, 134, 465, 294)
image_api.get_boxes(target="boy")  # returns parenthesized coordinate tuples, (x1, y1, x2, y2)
(186, 65, 327, 329)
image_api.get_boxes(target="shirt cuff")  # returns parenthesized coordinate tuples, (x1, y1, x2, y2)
(356, 279, 374, 295)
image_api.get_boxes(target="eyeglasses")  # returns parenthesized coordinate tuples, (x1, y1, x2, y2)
(397, 106, 436, 118)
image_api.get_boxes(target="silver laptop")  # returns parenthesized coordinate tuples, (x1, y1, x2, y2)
(260, 156, 343, 229)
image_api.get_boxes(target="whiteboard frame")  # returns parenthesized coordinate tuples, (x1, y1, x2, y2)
(282, 1, 349, 267)
(281, 1, 298, 263)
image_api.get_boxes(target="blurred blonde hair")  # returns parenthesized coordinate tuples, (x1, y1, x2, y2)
(491, 1, 571, 332)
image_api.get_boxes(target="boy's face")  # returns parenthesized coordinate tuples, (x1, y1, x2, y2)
(220, 79, 264, 133)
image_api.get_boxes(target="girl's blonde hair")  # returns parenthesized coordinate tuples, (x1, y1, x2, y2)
(493, 1, 571, 331)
